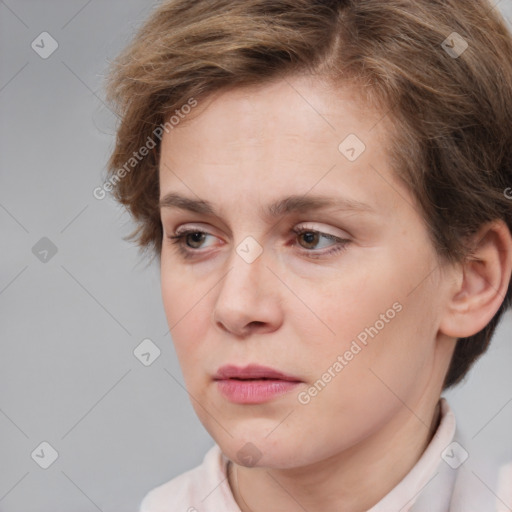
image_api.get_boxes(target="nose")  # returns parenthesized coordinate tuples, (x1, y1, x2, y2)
(212, 247, 283, 337)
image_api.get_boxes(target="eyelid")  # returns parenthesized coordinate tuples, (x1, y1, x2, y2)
(294, 222, 349, 239)
(171, 222, 348, 242)
(174, 223, 214, 236)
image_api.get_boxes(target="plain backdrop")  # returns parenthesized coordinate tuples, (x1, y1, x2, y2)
(1, 1, 511, 511)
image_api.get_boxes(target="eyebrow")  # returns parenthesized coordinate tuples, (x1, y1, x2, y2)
(158, 192, 376, 218)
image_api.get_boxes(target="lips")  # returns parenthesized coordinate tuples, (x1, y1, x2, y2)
(213, 364, 302, 382)
(213, 364, 303, 404)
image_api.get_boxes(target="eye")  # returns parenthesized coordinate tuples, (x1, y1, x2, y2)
(169, 229, 212, 249)
(166, 228, 219, 259)
(291, 226, 350, 258)
(166, 225, 351, 260)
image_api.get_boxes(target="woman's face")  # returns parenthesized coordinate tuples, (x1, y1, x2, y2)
(158, 75, 456, 468)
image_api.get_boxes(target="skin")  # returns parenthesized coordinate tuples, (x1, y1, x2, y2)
(157, 74, 512, 511)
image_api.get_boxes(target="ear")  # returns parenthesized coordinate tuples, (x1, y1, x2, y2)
(439, 219, 512, 339)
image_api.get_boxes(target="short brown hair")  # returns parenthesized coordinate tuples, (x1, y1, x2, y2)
(103, 0, 512, 389)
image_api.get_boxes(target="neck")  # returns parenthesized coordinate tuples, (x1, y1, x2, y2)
(228, 397, 443, 512)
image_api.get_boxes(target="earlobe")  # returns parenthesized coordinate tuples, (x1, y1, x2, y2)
(439, 219, 512, 339)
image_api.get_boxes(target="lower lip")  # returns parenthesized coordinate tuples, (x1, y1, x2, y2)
(215, 379, 301, 404)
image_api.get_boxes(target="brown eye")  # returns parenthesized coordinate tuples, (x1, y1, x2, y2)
(292, 227, 351, 258)
(167, 229, 216, 258)
(184, 231, 207, 249)
(297, 231, 320, 249)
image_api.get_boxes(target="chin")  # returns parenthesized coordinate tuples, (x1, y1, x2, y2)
(216, 433, 318, 470)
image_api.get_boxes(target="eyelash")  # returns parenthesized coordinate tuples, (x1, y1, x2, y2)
(167, 226, 350, 260)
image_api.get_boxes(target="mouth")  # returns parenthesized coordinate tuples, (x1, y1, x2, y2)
(213, 364, 302, 382)
(213, 364, 303, 404)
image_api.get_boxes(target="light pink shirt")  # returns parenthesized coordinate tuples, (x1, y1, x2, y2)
(139, 399, 512, 511)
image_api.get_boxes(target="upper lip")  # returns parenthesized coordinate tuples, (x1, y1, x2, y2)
(213, 364, 302, 382)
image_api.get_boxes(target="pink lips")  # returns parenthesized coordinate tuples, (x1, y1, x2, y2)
(213, 364, 302, 404)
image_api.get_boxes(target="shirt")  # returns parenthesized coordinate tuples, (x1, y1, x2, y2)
(139, 398, 512, 511)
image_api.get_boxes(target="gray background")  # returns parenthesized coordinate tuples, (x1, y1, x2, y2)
(1, 1, 511, 511)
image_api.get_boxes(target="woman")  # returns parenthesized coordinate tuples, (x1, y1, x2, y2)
(104, 0, 512, 510)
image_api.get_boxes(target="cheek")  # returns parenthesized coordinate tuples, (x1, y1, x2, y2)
(290, 309, 431, 449)
(160, 257, 211, 369)
(294, 250, 437, 386)
(293, 265, 395, 348)
(160, 254, 204, 323)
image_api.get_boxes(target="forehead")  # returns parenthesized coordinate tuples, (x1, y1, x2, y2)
(158, 75, 408, 219)
(162, 74, 385, 152)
